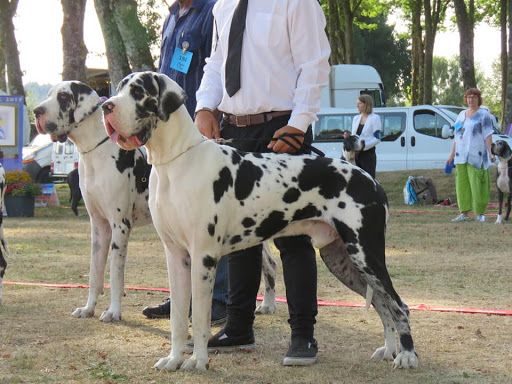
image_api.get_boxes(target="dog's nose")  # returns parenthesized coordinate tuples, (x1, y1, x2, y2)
(33, 105, 46, 118)
(102, 101, 115, 115)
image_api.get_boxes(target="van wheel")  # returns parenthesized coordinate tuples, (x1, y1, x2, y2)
(36, 167, 52, 183)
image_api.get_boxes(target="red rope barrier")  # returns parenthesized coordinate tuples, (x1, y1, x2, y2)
(4, 281, 512, 316)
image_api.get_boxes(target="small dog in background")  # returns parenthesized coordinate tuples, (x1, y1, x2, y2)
(491, 140, 512, 224)
(341, 131, 365, 165)
(0, 163, 10, 305)
(67, 168, 82, 216)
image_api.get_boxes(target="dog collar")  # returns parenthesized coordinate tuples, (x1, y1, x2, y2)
(80, 136, 110, 155)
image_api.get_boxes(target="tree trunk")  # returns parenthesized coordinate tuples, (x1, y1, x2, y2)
(411, 0, 423, 105)
(505, 0, 512, 132)
(327, 0, 343, 64)
(453, 0, 476, 89)
(61, 0, 88, 82)
(0, 0, 25, 97)
(94, 0, 131, 90)
(0, 44, 7, 92)
(341, 1, 355, 64)
(112, 0, 155, 72)
(423, 0, 434, 104)
(500, 0, 508, 128)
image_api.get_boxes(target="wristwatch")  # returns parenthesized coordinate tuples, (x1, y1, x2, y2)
(194, 107, 213, 120)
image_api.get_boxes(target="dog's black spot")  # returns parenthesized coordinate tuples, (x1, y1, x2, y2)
(242, 217, 256, 228)
(235, 161, 263, 201)
(244, 229, 252, 236)
(115, 149, 136, 174)
(231, 151, 242, 165)
(214, 215, 218, 224)
(112, 242, 119, 250)
(203, 255, 217, 270)
(332, 217, 357, 244)
(213, 167, 233, 203)
(292, 203, 322, 221)
(253, 153, 263, 159)
(208, 223, 215, 236)
(283, 187, 301, 204)
(399, 333, 415, 352)
(255, 211, 288, 240)
(338, 201, 346, 209)
(298, 157, 347, 199)
(346, 170, 387, 206)
(183, 259, 190, 268)
(133, 156, 151, 194)
(122, 218, 132, 230)
(230, 235, 242, 245)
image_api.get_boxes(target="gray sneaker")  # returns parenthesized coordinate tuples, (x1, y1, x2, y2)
(451, 213, 470, 222)
(283, 336, 318, 366)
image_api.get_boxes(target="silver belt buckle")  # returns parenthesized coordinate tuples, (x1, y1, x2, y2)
(235, 114, 248, 127)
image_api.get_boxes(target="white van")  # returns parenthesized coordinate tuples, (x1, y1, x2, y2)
(312, 105, 512, 171)
(51, 139, 80, 181)
(321, 64, 386, 109)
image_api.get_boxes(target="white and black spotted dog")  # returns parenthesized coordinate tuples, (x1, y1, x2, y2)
(491, 140, 512, 224)
(102, 72, 418, 371)
(33, 81, 277, 320)
(33, 81, 153, 322)
(341, 133, 365, 165)
(0, 163, 9, 305)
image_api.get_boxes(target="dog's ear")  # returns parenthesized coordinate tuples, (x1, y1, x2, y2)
(70, 82, 101, 124)
(503, 142, 512, 159)
(155, 73, 187, 121)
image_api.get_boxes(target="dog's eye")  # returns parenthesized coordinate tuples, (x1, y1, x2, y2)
(131, 86, 145, 100)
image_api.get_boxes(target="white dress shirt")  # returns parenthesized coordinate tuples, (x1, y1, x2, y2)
(195, 0, 331, 132)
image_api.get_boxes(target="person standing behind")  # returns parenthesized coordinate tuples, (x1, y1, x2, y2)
(448, 88, 495, 223)
(350, 94, 381, 178)
(142, 0, 229, 325)
(193, 0, 330, 366)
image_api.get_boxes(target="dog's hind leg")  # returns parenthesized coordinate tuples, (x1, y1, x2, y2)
(505, 194, 512, 221)
(256, 241, 277, 314)
(496, 190, 504, 224)
(319, 238, 399, 362)
(72, 217, 111, 319)
(0, 248, 6, 305)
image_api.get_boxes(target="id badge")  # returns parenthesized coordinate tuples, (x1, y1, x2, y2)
(170, 47, 193, 74)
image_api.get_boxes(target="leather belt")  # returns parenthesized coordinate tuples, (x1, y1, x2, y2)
(223, 110, 292, 127)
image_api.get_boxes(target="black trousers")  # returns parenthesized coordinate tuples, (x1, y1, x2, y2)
(355, 147, 377, 178)
(221, 115, 318, 339)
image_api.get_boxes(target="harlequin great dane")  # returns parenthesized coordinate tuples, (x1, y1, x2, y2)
(32, 81, 277, 320)
(0, 163, 9, 305)
(33, 81, 152, 322)
(491, 140, 512, 224)
(341, 133, 365, 165)
(102, 72, 418, 371)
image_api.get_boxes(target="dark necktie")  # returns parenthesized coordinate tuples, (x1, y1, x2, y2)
(225, 0, 248, 97)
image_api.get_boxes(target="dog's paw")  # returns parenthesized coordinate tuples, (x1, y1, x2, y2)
(71, 306, 95, 318)
(153, 354, 184, 371)
(393, 351, 418, 369)
(181, 356, 209, 371)
(495, 216, 503, 224)
(255, 302, 276, 314)
(370, 346, 396, 361)
(99, 309, 121, 322)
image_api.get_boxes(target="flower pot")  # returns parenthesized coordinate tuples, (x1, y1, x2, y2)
(4, 195, 35, 217)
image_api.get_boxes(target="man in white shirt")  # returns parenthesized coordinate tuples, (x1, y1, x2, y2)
(194, 0, 330, 366)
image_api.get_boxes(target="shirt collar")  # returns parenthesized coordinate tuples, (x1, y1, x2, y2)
(169, 0, 207, 15)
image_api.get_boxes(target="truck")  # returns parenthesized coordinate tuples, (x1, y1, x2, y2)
(321, 64, 386, 109)
(312, 105, 512, 171)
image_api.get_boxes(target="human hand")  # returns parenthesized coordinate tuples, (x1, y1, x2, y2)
(268, 125, 305, 154)
(195, 110, 220, 139)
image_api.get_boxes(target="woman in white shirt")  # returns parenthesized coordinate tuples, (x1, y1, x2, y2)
(351, 94, 382, 178)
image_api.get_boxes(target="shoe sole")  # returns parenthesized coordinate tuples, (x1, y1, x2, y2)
(143, 313, 169, 319)
(183, 343, 255, 354)
(210, 317, 227, 326)
(283, 356, 318, 366)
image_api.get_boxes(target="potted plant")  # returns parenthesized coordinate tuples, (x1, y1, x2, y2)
(4, 170, 43, 217)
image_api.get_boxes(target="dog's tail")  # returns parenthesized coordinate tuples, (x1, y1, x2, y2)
(365, 285, 374, 311)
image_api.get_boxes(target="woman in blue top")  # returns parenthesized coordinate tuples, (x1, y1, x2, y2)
(447, 88, 495, 222)
(351, 94, 382, 178)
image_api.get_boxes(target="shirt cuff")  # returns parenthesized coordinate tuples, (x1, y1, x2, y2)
(288, 114, 314, 133)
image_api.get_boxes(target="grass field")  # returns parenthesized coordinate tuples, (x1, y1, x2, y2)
(1, 169, 511, 383)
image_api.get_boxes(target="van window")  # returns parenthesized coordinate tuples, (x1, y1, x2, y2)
(379, 112, 406, 142)
(54, 143, 63, 155)
(360, 90, 384, 107)
(65, 141, 75, 154)
(413, 110, 450, 139)
(314, 114, 356, 141)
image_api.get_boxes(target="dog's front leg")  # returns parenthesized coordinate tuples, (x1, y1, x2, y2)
(99, 221, 132, 322)
(154, 244, 191, 371)
(181, 253, 217, 371)
(72, 217, 111, 318)
(496, 190, 504, 224)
